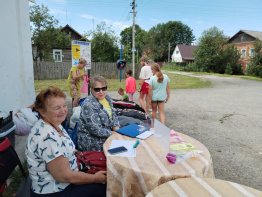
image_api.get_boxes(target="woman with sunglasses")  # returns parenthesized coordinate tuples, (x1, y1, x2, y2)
(77, 76, 120, 151)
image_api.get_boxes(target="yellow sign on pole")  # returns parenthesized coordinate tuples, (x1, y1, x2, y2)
(72, 45, 80, 59)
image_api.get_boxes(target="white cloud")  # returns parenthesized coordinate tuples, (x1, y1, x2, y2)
(80, 14, 96, 20)
(113, 21, 129, 30)
(196, 20, 203, 25)
(49, 8, 67, 16)
(103, 19, 113, 24)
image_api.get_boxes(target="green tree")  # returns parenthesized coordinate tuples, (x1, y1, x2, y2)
(221, 45, 242, 75)
(194, 26, 227, 73)
(30, 4, 71, 61)
(144, 21, 195, 61)
(248, 39, 262, 77)
(84, 22, 119, 62)
(120, 25, 147, 62)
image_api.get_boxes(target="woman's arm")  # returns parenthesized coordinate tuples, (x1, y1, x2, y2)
(72, 71, 87, 80)
(47, 156, 106, 184)
(80, 104, 112, 138)
(165, 83, 170, 103)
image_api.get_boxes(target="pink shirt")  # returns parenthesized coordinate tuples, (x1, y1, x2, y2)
(125, 77, 136, 93)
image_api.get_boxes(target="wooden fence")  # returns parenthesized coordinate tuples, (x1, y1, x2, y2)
(33, 61, 141, 80)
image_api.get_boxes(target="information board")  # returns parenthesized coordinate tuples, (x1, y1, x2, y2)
(71, 40, 91, 69)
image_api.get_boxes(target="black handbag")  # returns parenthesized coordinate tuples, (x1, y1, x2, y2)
(0, 137, 30, 197)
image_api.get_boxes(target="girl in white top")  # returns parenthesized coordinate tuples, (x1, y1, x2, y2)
(138, 57, 153, 113)
(148, 63, 170, 124)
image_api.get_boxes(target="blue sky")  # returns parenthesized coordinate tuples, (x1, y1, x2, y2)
(30, 0, 262, 43)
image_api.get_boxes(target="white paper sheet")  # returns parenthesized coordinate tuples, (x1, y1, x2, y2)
(136, 131, 153, 140)
(107, 140, 136, 157)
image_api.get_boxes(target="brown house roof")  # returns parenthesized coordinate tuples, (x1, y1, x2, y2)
(60, 24, 83, 40)
(228, 30, 262, 43)
(177, 45, 197, 60)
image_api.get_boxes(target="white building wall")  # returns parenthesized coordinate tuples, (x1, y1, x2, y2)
(0, 0, 35, 113)
(171, 46, 183, 62)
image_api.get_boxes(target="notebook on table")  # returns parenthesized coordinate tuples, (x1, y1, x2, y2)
(116, 123, 150, 138)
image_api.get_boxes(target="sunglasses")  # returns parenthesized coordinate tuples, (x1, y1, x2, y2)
(93, 86, 107, 92)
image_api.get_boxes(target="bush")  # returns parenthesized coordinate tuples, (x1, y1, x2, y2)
(248, 65, 262, 78)
(232, 64, 244, 75)
(225, 63, 232, 75)
(184, 62, 201, 72)
(162, 62, 183, 71)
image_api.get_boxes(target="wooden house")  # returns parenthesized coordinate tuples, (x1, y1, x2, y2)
(32, 24, 86, 62)
(171, 44, 197, 64)
(227, 30, 262, 70)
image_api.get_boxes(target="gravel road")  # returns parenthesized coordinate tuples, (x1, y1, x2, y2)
(15, 71, 262, 191)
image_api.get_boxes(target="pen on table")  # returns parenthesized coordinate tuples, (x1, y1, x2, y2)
(133, 140, 140, 148)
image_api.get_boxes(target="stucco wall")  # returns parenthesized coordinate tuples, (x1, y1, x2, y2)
(0, 0, 35, 113)
(234, 42, 255, 69)
(171, 46, 183, 62)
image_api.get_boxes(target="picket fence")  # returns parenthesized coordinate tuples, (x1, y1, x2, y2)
(33, 61, 141, 80)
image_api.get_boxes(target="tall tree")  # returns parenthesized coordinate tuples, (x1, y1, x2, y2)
(30, 4, 71, 61)
(120, 25, 147, 62)
(248, 38, 262, 77)
(194, 26, 227, 73)
(144, 21, 195, 61)
(84, 22, 119, 62)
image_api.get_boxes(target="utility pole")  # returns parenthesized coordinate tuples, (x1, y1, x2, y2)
(130, 0, 136, 76)
(137, 49, 138, 63)
(168, 42, 171, 63)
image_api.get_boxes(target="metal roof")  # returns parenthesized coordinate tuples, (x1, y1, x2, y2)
(228, 30, 262, 42)
(177, 45, 198, 60)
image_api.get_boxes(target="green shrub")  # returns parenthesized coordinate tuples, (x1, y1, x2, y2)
(248, 65, 262, 78)
(225, 63, 233, 75)
(232, 64, 244, 75)
(184, 62, 200, 72)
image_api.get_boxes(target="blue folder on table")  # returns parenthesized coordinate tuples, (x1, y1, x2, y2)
(116, 123, 149, 138)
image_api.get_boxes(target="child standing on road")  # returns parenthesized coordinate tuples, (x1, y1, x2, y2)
(118, 88, 129, 101)
(148, 63, 170, 124)
(125, 70, 136, 102)
(139, 57, 153, 113)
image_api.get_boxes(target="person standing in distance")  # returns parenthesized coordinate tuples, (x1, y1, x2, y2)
(125, 70, 136, 102)
(148, 63, 170, 124)
(67, 58, 88, 108)
(138, 57, 153, 113)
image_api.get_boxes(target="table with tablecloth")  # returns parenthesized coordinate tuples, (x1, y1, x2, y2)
(103, 132, 214, 197)
(145, 177, 262, 197)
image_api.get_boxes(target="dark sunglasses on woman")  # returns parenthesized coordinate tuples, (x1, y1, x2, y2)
(93, 86, 107, 92)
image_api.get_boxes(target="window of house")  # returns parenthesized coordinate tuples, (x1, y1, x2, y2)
(176, 50, 179, 54)
(241, 49, 246, 58)
(53, 49, 62, 62)
(249, 48, 255, 57)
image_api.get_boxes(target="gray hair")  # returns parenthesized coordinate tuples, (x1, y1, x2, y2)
(91, 76, 108, 89)
(147, 59, 155, 65)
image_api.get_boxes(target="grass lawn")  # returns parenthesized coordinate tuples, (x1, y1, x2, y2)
(34, 72, 211, 92)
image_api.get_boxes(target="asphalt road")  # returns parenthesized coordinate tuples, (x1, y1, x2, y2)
(15, 71, 262, 191)
(164, 71, 262, 191)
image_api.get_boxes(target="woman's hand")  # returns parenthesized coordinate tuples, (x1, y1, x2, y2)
(94, 171, 107, 184)
(112, 126, 119, 131)
(165, 97, 169, 103)
(83, 72, 88, 76)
